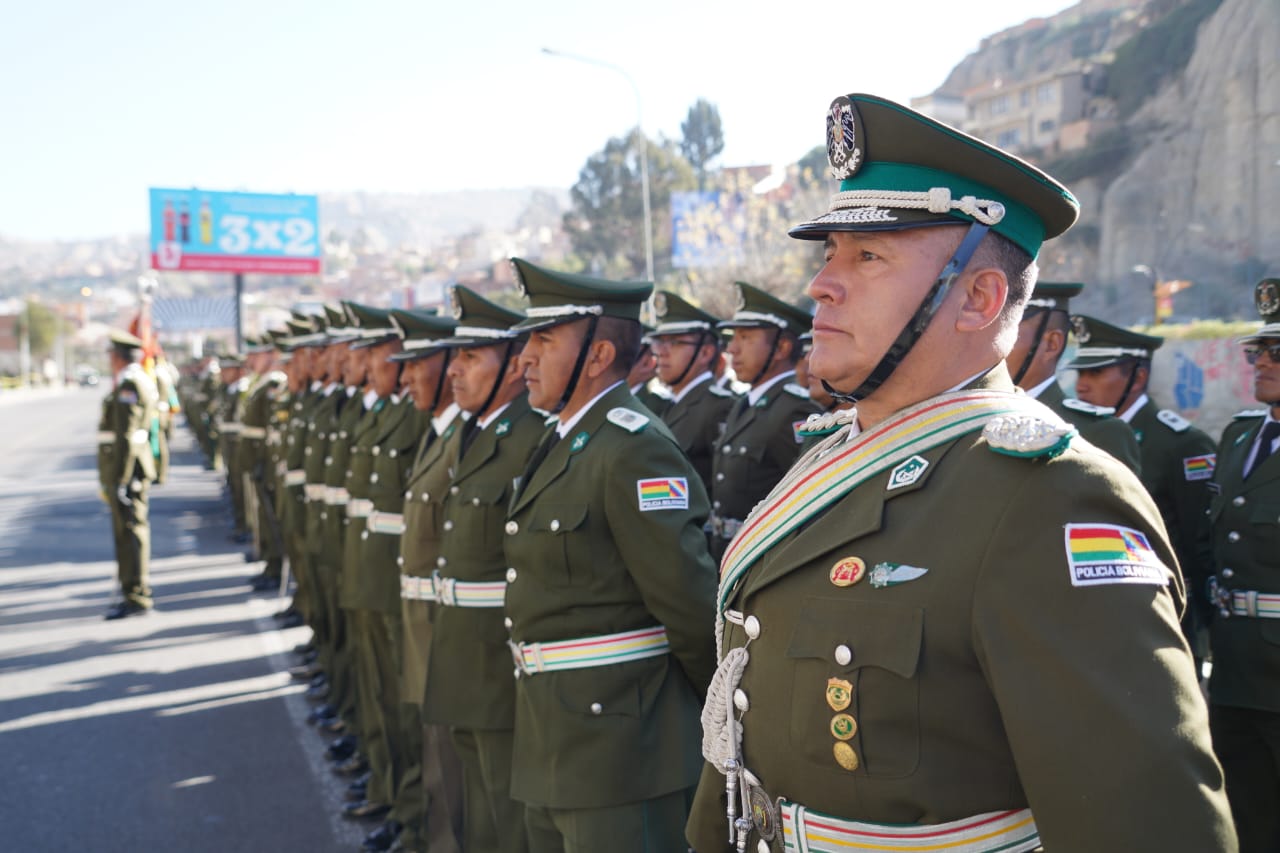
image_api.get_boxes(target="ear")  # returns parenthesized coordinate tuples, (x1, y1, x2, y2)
(1041, 327, 1067, 358)
(586, 339, 618, 379)
(954, 268, 1007, 332)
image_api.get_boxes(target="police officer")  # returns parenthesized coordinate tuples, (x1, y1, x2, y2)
(628, 332, 674, 417)
(503, 257, 717, 853)
(423, 286, 544, 853)
(709, 283, 819, 559)
(1068, 315, 1217, 666)
(99, 329, 159, 619)
(648, 291, 735, 495)
(1005, 281, 1141, 472)
(1205, 278, 1280, 852)
(685, 92, 1233, 852)
(238, 334, 288, 590)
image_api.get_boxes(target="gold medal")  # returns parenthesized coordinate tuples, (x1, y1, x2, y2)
(833, 741, 859, 771)
(829, 557, 866, 587)
(830, 713, 857, 741)
(825, 677, 852, 711)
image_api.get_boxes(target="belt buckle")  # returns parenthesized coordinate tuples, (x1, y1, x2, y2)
(507, 639, 528, 678)
(740, 770, 780, 851)
(1207, 576, 1232, 618)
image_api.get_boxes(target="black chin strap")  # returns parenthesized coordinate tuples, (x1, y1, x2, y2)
(552, 316, 600, 415)
(824, 222, 991, 404)
(1113, 360, 1143, 413)
(1011, 308, 1055, 387)
(748, 326, 784, 387)
(670, 330, 711, 389)
(429, 349, 453, 413)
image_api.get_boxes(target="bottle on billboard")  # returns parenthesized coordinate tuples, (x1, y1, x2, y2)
(179, 202, 190, 243)
(199, 199, 213, 245)
(163, 199, 176, 242)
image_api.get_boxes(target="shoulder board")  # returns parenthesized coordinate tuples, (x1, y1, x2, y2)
(709, 384, 736, 398)
(268, 370, 287, 384)
(1233, 408, 1268, 420)
(1156, 409, 1191, 433)
(1061, 397, 1115, 418)
(783, 382, 811, 399)
(606, 407, 649, 433)
(984, 397, 1076, 460)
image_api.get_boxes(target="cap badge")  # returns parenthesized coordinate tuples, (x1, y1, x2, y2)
(734, 285, 747, 313)
(1070, 315, 1091, 343)
(511, 261, 529, 298)
(449, 288, 464, 321)
(653, 292, 668, 318)
(826, 96, 862, 180)
(869, 562, 929, 589)
(829, 556, 866, 587)
(1257, 279, 1280, 319)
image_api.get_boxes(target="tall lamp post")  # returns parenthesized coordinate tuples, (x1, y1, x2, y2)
(542, 47, 654, 283)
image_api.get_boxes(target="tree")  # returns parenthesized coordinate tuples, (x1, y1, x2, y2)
(563, 131, 696, 281)
(680, 99, 725, 191)
(796, 145, 831, 189)
(15, 299, 63, 360)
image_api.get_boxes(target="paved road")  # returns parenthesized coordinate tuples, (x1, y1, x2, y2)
(0, 387, 364, 851)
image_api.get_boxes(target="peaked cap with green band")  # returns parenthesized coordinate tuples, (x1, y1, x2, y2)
(388, 308, 458, 362)
(108, 328, 145, 351)
(322, 304, 361, 344)
(717, 282, 812, 338)
(344, 301, 400, 349)
(435, 285, 526, 348)
(283, 315, 328, 349)
(1238, 278, 1280, 344)
(790, 93, 1079, 257)
(1027, 281, 1084, 313)
(652, 290, 721, 336)
(1064, 315, 1163, 370)
(509, 257, 652, 332)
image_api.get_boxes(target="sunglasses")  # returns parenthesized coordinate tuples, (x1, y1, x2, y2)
(1244, 343, 1280, 365)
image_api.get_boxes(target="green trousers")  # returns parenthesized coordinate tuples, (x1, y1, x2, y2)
(523, 787, 695, 853)
(453, 727, 527, 853)
(110, 482, 151, 608)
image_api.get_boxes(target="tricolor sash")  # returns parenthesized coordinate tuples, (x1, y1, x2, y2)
(718, 390, 1030, 612)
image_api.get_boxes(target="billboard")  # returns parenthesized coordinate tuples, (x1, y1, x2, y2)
(148, 187, 321, 274)
(670, 190, 746, 269)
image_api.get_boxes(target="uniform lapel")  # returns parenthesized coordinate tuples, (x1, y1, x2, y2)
(1244, 423, 1280, 490)
(510, 385, 626, 514)
(719, 394, 757, 443)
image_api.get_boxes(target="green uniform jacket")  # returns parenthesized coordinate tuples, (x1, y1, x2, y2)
(503, 383, 718, 810)
(341, 394, 396, 610)
(711, 376, 820, 523)
(320, 389, 364, 560)
(399, 416, 463, 704)
(661, 376, 736, 496)
(1207, 411, 1280, 712)
(303, 387, 345, 553)
(423, 394, 544, 730)
(634, 381, 674, 419)
(98, 364, 159, 490)
(237, 371, 285, 480)
(284, 388, 322, 534)
(1036, 382, 1141, 475)
(351, 397, 423, 613)
(686, 368, 1234, 852)
(1129, 399, 1217, 621)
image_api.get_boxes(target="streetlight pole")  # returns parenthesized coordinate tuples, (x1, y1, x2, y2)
(542, 47, 654, 283)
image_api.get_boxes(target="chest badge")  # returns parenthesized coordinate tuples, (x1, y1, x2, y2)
(826, 677, 853, 711)
(829, 556, 866, 587)
(886, 455, 928, 491)
(869, 562, 929, 589)
(570, 431, 590, 452)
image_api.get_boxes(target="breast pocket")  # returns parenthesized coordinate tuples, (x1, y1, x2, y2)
(786, 597, 923, 778)
(524, 503, 589, 588)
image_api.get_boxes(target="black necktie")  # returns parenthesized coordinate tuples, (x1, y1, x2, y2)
(515, 429, 561, 501)
(1248, 422, 1280, 479)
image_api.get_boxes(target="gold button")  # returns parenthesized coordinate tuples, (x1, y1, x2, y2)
(830, 713, 857, 741)
(833, 742, 859, 771)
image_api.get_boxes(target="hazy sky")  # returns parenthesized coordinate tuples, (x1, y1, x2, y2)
(2, 0, 1074, 241)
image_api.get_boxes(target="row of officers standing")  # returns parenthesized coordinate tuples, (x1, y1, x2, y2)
(115, 92, 1280, 853)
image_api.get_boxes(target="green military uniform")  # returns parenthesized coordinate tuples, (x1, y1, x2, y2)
(1067, 317, 1217, 660)
(649, 291, 735, 495)
(1205, 280, 1280, 852)
(238, 339, 287, 576)
(710, 283, 820, 559)
(98, 330, 159, 616)
(687, 92, 1233, 853)
(388, 307, 465, 853)
(421, 286, 544, 853)
(218, 358, 250, 535)
(503, 259, 718, 853)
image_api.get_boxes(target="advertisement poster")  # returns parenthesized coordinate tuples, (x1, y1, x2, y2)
(148, 188, 321, 274)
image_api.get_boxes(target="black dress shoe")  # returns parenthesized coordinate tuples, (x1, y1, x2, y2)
(343, 800, 390, 821)
(306, 704, 337, 725)
(290, 664, 323, 681)
(105, 601, 152, 620)
(362, 820, 403, 851)
(280, 612, 305, 628)
(322, 717, 347, 735)
(325, 735, 358, 762)
(334, 754, 368, 776)
(250, 573, 280, 592)
(345, 775, 369, 802)
(291, 641, 315, 656)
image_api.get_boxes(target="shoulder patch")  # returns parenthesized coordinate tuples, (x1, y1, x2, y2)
(784, 382, 811, 399)
(1234, 408, 1268, 420)
(1183, 454, 1215, 481)
(709, 384, 736, 398)
(117, 389, 138, 405)
(983, 413, 1075, 459)
(1156, 409, 1191, 433)
(606, 407, 649, 433)
(1062, 397, 1115, 417)
(637, 477, 688, 511)
(1064, 523, 1170, 588)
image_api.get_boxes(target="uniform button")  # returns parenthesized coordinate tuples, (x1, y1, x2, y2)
(329, 432, 337, 441)
(450, 486, 460, 496)
(472, 497, 480, 506)
(405, 490, 412, 500)
(716, 473, 725, 482)
(733, 689, 749, 712)
(503, 617, 513, 629)
(346, 470, 352, 478)
(305, 447, 312, 455)
(1222, 568, 1234, 579)
(589, 702, 603, 715)
(397, 556, 404, 567)
(505, 521, 519, 535)
(722, 445, 731, 454)
(372, 446, 380, 456)
(1228, 531, 1241, 543)
(743, 615, 761, 639)
(834, 645, 852, 666)
(340, 431, 348, 439)
(389, 449, 398, 458)
(370, 473, 379, 483)
(437, 556, 447, 568)
(506, 568, 518, 582)
(443, 520, 454, 531)
(1232, 496, 1246, 507)
(361, 530, 369, 540)
(324, 456, 333, 465)
(713, 500, 721, 510)
(550, 519, 560, 532)
(421, 493, 430, 502)
(320, 512, 327, 521)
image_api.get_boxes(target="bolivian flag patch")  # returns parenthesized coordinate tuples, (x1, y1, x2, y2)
(1182, 454, 1215, 481)
(1064, 524, 1168, 587)
(637, 477, 689, 511)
